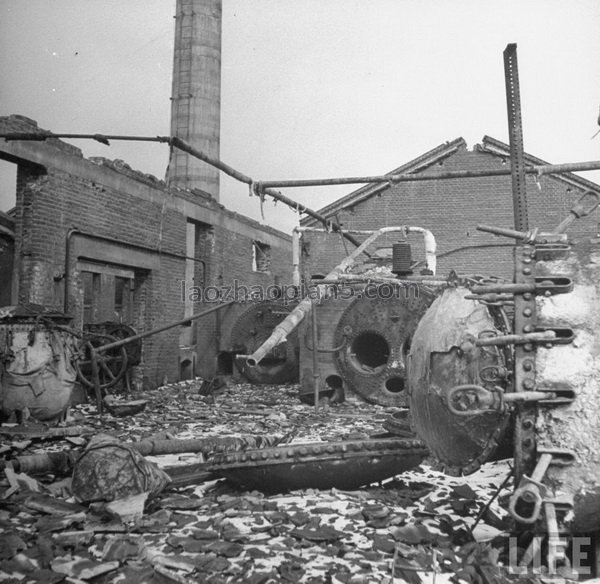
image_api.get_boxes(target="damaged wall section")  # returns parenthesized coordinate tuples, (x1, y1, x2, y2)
(0, 115, 292, 389)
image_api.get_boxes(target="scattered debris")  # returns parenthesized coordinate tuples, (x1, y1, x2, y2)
(0, 379, 572, 582)
(105, 492, 149, 523)
(103, 396, 148, 417)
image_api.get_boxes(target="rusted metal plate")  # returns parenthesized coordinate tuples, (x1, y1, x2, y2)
(209, 438, 428, 492)
(407, 287, 512, 475)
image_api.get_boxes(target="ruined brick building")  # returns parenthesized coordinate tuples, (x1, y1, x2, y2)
(0, 114, 292, 389)
(0, 0, 293, 389)
(2, 0, 599, 394)
(300, 136, 600, 280)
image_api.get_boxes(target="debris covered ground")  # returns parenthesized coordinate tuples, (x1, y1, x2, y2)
(0, 380, 542, 584)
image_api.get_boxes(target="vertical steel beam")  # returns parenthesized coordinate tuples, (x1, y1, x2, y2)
(503, 43, 529, 231)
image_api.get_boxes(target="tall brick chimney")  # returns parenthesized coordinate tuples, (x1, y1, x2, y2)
(167, 0, 222, 199)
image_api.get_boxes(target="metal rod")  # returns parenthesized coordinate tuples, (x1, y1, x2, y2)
(95, 300, 236, 354)
(311, 298, 320, 413)
(0, 132, 170, 144)
(89, 343, 102, 414)
(258, 162, 600, 189)
(169, 137, 364, 249)
(504, 43, 529, 231)
(477, 224, 534, 241)
(470, 283, 535, 295)
(476, 330, 556, 347)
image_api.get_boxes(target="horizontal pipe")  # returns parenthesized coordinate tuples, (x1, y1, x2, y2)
(470, 283, 535, 295)
(331, 274, 449, 286)
(258, 161, 600, 189)
(0, 132, 170, 144)
(0, 131, 363, 251)
(4, 132, 600, 189)
(476, 330, 556, 347)
(95, 300, 235, 353)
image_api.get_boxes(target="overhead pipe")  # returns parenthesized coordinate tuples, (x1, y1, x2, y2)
(3, 132, 600, 189)
(168, 137, 365, 250)
(0, 131, 363, 251)
(247, 226, 436, 367)
(257, 161, 600, 190)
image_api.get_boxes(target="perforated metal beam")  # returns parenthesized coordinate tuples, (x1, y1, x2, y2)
(504, 43, 529, 232)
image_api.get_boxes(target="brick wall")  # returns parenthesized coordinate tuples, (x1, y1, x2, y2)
(301, 141, 599, 281)
(0, 115, 292, 388)
(0, 235, 13, 306)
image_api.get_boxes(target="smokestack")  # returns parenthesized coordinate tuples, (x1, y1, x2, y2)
(167, 0, 222, 199)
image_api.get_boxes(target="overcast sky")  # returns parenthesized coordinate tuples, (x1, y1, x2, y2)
(1, 0, 599, 234)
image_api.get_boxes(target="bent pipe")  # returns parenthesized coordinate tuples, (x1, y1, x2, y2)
(247, 226, 436, 367)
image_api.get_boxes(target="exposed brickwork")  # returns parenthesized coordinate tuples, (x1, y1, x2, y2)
(301, 139, 600, 281)
(0, 211, 14, 304)
(0, 115, 292, 388)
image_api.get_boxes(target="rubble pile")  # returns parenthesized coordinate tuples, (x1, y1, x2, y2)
(0, 380, 532, 584)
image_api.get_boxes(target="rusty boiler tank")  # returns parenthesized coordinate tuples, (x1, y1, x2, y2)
(217, 300, 299, 384)
(407, 282, 513, 475)
(408, 210, 600, 539)
(299, 234, 438, 407)
(0, 305, 79, 422)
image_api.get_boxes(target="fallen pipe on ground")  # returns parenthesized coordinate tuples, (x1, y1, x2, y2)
(2, 435, 281, 475)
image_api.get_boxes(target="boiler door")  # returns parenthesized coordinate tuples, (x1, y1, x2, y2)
(407, 287, 512, 475)
(334, 283, 435, 407)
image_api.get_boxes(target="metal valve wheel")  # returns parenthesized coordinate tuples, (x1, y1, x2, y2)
(75, 333, 129, 391)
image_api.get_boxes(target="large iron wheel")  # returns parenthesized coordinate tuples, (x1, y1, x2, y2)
(75, 333, 129, 391)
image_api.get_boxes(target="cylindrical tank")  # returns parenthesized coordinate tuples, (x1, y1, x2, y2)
(0, 310, 78, 422)
(226, 301, 299, 384)
(407, 286, 513, 475)
(408, 238, 600, 535)
(300, 282, 436, 406)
